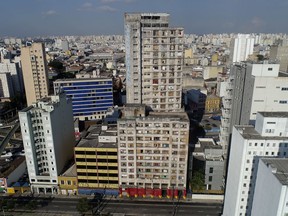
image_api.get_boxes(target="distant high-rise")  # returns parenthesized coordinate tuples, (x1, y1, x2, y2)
(124, 13, 184, 112)
(0, 59, 24, 95)
(21, 43, 49, 106)
(223, 112, 288, 216)
(230, 34, 255, 64)
(0, 72, 14, 98)
(19, 93, 75, 194)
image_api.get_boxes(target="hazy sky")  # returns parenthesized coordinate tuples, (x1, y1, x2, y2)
(1, 0, 288, 37)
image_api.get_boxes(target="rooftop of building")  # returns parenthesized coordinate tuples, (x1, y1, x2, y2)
(138, 111, 189, 122)
(60, 163, 77, 177)
(193, 138, 222, 153)
(54, 77, 112, 82)
(76, 138, 117, 149)
(0, 156, 25, 178)
(235, 125, 288, 140)
(258, 112, 288, 118)
(262, 158, 288, 186)
(20, 94, 65, 113)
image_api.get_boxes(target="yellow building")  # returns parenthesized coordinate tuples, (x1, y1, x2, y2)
(75, 125, 118, 189)
(211, 53, 219, 65)
(205, 95, 221, 113)
(58, 164, 78, 195)
(184, 48, 194, 65)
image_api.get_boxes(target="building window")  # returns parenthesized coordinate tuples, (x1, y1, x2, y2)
(209, 176, 212, 181)
(209, 167, 213, 174)
(268, 68, 273, 71)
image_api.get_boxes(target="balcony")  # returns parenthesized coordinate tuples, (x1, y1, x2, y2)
(222, 98, 232, 108)
(221, 118, 230, 128)
(222, 110, 231, 119)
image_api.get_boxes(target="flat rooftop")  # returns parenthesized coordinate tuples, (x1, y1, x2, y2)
(259, 112, 288, 118)
(262, 158, 288, 186)
(76, 138, 116, 149)
(54, 77, 112, 82)
(235, 125, 288, 140)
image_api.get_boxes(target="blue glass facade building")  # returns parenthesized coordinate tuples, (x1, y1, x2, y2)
(54, 78, 113, 120)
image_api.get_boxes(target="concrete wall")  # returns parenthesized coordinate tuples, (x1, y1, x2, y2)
(6, 159, 27, 186)
(252, 159, 284, 216)
(191, 194, 224, 201)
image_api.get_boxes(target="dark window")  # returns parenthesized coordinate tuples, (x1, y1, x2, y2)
(209, 167, 213, 174)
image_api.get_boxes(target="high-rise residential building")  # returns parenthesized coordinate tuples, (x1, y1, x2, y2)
(223, 112, 288, 216)
(0, 72, 14, 98)
(124, 13, 184, 112)
(54, 77, 113, 121)
(251, 158, 288, 216)
(21, 43, 49, 106)
(219, 62, 288, 152)
(19, 93, 75, 194)
(0, 59, 24, 95)
(117, 105, 189, 198)
(229, 34, 255, 64)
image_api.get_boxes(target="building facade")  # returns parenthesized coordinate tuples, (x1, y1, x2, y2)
(117, 105, 189, 198)
(125, 13, 184, 112)
(19, 93, 75, 194)
(0, 72, 14, 98)
(74, 124, 119, 195)
(219, 62, 288, 153)
(0, 59, 24, 95)
(223, 112, 288, 216)
(21, 43, 49, 106)
(230, 34, 255, 64)
(54, 78, 113, 121)
(251, 158, 288, 216)
(270, 44, 288, 72)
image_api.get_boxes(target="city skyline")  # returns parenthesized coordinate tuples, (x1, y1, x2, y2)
(1, 0, 288, 37)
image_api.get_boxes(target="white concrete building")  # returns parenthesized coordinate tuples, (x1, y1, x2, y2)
(125, 13, 184, 112)
(0, 59, 24, 94)
(219, 62, 288, 153)
(252, 158, 288, 216)
(223, 112, 288, 216)
(0, 72, 14, 98)
(230, 34, 255, 64)
(19, 93, 75, 194)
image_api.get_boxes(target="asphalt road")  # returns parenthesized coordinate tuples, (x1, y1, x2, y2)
(2, 196, 222, 216)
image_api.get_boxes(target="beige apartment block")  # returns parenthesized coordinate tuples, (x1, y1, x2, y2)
(117, 105, 189, 198)
(21, 43, 49, 106)
(125, 13, 184, 112)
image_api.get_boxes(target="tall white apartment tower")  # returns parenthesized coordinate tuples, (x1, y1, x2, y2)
(124, 13, 184, 112)
(219, 62, 288, 153)
(230, 34, 255, 64)
(223, 112, 288, 216)
(19, 93, 75, 194)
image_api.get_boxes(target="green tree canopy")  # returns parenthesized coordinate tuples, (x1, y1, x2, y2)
(48, 60, 64, 73)
(76, 198, 91, 216)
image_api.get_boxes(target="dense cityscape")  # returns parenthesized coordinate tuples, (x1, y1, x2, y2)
(0, 11, 288, 216)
